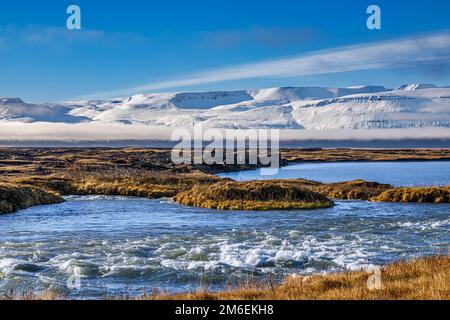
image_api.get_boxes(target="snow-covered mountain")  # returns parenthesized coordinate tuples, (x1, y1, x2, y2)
(1, 84, 450, 130)
(396, 83, 438, 91)
(0, 98, 88, 123)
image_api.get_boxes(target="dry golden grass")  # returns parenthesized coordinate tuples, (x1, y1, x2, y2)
(4, 174, 449, 214)
(372, 186, 450, 203)
(0, 182, 63, 214)
(143, 256, 450, 300)
(2, 148, 450, 214)
(292, 179, 450, 204)
(281, 148, 450, 163)
(1, 290, 61, 300)
(296, 179, 393, 200)
(174, 180, 334, 210)
(12, 170, 221, 198)
(73, 178, 181, 198)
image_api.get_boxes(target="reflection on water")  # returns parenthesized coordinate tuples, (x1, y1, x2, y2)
(0, 196, 448, 298)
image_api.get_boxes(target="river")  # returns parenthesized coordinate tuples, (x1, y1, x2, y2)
(0, 161, 449, 298)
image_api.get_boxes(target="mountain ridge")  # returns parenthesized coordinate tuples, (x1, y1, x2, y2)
(1, 84, 450, 130)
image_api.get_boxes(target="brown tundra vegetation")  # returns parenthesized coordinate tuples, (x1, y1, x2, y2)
(0, 148, 449, 214)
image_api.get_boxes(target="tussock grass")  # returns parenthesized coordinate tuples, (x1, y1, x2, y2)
(4, 174, 450, 214)
(174, 180, 334, 210)
(13, 170, 222, 200)
(282, 148, 450, 163)
(13, 176, 78, 195)
(298, 179, 393, 200)
(372, 186, 450, 203)
(143, 255, 450, 300)
(74, 178, 181, 198)
(293, 179, 450, 203)
(2, 147, 450, 213)
(0, 183, 63, 214)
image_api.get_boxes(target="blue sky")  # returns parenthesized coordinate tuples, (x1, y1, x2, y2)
(1, 0, 450, 102)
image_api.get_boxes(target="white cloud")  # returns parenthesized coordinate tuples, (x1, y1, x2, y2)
(0, 25, 147, 49)
(83, 31, 450, 99)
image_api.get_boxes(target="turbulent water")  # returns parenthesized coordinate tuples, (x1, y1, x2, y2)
(219, 161, 450, 187)
(0, 194, 449, 298)
(0, 161, 449, 298)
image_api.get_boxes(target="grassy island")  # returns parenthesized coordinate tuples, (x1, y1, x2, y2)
(174, 180, 334, 210)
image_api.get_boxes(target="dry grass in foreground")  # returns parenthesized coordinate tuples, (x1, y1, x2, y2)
(1, 290, 61, 301)
(2, 256, 448, 300)
(143, 256, 450, 300)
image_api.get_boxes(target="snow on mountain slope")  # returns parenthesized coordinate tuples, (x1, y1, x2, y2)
(92, 105, 203, 126)
(248, 86, 387, 104)
(169, 91, 254, 109)
(291, 87, 450, 130)
(67, 86, 388, 128)
(396, 83, 438, 91)
(203, 104, 303, 129)
(1, 85, 450, 131)
(0, 98, 88, 123)
(70, 90, 254, 115)
(79, 85, 448, 129)
(67, 91, 255, 126)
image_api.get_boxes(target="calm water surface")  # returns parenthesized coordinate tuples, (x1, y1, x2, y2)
(218, 161, 450, 187)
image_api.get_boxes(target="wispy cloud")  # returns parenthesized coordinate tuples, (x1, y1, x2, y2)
(0, 25, 147, 50)
(83, 31, 450, 99)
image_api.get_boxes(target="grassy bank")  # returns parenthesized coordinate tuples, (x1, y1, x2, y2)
(1, 148, 450, 214)
(372, 186, 450, 203)
(2, 175, 449, 214)
(295, 179, 392, 200)
(282, 148, 450, 163)
(0, 170, 222, 214)
(174, 180, 334, 210)
(0, 183, 63, 214)
(174, 178, 450, 211)
(15, 171, 220, 197)
(144, 255, 450, 300)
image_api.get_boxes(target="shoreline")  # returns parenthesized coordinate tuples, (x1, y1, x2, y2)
(1, 148, 450, 214)
(144, 255, 450, 301)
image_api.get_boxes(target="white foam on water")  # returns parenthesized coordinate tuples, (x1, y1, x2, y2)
(391, 218, 450, 231)
(148, 232, 386, 274)
(1, 196, 448, 298)
(0, 258, 21, 276)
(63, 195, 148, 201)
